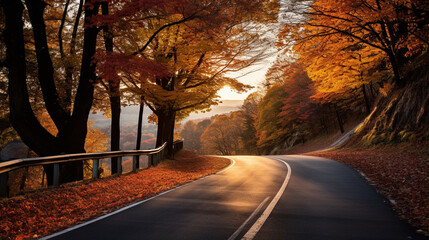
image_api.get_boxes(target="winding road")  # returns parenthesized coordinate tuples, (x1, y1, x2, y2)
(44, 155, 424, 240)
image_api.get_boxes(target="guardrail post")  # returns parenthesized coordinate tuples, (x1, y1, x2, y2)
(92, 159, 99, 179)
(117, 156, 122, 175)
(148, 154, 153, 168)
(0, 173, 9, 198)
(155, 153, 159, 166)
(53, 164, 60, 187)
(133, 155, 139, 172)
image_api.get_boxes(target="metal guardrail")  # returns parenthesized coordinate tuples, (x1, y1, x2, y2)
(0, 140, 184, 198)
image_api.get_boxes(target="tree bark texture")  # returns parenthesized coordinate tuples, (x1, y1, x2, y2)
(156, 110, 176, 159)
(362, 84, 371, 114)
(334, 104, 345, 133)
(136, 98, 145, 151)
(2, 0, 100, 185)
(102, 2, 121, 174)
(134, 97, 145, 169)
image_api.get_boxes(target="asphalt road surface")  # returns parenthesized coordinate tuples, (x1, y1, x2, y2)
(44, 155, 425, 240)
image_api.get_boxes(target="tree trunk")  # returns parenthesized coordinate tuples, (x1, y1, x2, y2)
(56, 1, 100, 184)
(102, 2, 121, 174)
(334, 104, 345, 133)
(2, 0, 100, 185)
(135, 97, 145, 169)
(156, 113, 167, 147)
(136, 97, 145, 150)
(387, 52, 404, 88)
(2, 0, 59, 157)
(156, 110, 176, 159)
(25, 0, 69, 131)
(319, 105, 329, 134)
(369, 82, 376, 100)
(62, 0, 84, 114)
(167, 111, 176, 158)
(362, 84, 371, 114)
(58, 0, 73, 114)
(109, 89, 121, 174)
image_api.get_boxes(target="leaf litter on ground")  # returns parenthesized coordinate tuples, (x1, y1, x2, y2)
(0, 151, 230, 239)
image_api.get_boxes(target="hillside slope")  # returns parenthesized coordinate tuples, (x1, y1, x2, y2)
(347, 56, 429, 147)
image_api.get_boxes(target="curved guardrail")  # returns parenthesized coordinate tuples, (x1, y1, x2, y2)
(0, 140, 184, 198)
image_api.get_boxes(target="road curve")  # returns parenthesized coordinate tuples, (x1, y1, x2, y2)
(44, 155, 424, 240)
(45, 156, 288, 240)
(256, 155, 424, 240)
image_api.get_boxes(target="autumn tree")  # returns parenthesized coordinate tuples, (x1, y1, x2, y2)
(200, 112, 244, 155)
(97, 0, 279, 158)
(1, 0, 102, 184)
(136, 20, 254, 157)
(0, 0, 192, 183)
(277, 63, 317, 138)
(256, 84, 288, 153)
(240, 92, 262, 154)
(280, 0, 428, 89)
(256, 62, 354, 153)
(180, 119, 212, 153)
(93, 0, 197, 172)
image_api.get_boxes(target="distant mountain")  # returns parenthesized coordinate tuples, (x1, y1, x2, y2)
(89, 99, 244, 129)
(89, 105, 153, 129)
(184, 100, 243, 122)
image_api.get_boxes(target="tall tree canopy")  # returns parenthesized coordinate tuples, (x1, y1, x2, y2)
(0, 0, 196, 181)
(279, 0, 428, 88)
(95, 0, 280, 157)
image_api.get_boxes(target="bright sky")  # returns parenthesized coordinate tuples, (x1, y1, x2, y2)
(216, 0, 290, 101)
(216, 55, 277, 100)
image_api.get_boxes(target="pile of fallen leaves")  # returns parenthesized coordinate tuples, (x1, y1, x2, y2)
(0, 151, 230, 239)
(309, 150, 429, 235)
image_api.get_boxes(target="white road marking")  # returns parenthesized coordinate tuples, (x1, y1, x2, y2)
(218, 157, 236, 174)
(228, 196, 271, 240)
(241, 158, 292, 240)
(41, 157, 236, 239)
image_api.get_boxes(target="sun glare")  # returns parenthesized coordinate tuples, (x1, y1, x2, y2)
(217, 86, 251, 100)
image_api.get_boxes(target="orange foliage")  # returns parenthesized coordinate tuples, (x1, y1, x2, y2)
(200, 112, 244, 155)
(0, 151, 230, 239)
(280, 0, 427, 89)
(37, 112, 108, 153)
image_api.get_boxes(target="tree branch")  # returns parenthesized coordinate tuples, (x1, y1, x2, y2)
(132, 15, 198, 56)
(25, 0, 69, 131)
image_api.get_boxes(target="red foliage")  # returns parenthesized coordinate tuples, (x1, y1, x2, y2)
(279, 63, 317, 125)
(309, 150, 429, 234)
(87, 0, 185, 27)
(94, 51, 169, 85)
(0, 151, 230, 239)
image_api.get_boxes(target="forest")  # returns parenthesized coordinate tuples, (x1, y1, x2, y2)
(0, 0, 428, 238)
(0, 0, 428, 180)
(182, 0, 428, 156)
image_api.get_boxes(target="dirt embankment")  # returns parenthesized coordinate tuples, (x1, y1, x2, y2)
(348, 56, 429, 147)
